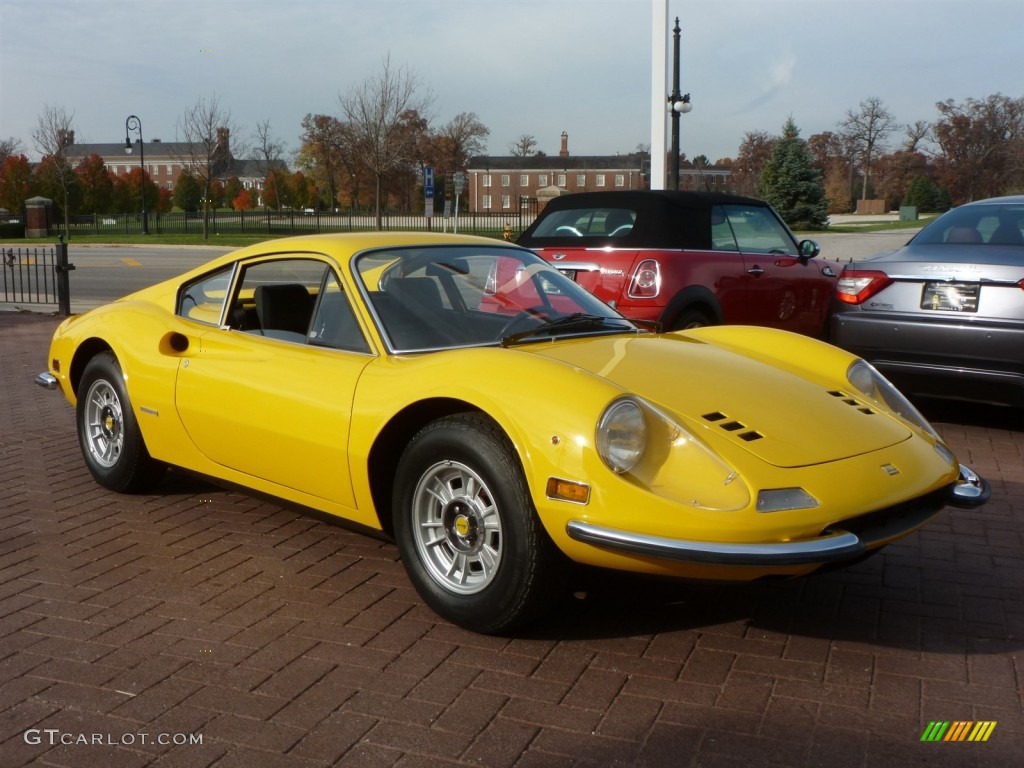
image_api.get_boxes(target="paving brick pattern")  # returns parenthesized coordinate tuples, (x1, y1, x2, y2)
(1, 311, 1021, 767)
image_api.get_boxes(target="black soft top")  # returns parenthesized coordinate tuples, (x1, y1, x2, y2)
(518, 190, 771, 250)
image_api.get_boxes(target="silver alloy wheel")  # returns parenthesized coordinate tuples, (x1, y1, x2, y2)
(411, 460, 503, 595)
(83, 379, 124, 469)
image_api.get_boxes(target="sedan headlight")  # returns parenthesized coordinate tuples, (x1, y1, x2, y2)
(596, 398, 646, 473)
(847, 359, 941, 440)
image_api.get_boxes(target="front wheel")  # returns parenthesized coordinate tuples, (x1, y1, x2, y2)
(669, 308, 713, 331)
(393, 413, 561, 633)
(76, 352, 165, 493)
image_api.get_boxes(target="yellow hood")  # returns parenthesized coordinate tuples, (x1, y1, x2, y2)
(526, 334, 912, 468)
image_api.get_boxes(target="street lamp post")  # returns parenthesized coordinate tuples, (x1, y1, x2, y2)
(667, 17, 692, 191)
(124, 115, 149, 234)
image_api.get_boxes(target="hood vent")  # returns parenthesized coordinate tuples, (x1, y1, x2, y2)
(827, 390, 876, 416)
(701, 411, 764, 442)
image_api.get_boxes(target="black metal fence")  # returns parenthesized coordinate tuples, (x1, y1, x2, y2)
(55, 200, 540, 240)
(1, 240, 74, 315)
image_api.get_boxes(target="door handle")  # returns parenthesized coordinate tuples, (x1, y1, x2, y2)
(747, 266, 765, 276)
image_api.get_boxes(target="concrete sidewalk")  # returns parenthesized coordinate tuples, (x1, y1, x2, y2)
(1, 311, 1022, 767)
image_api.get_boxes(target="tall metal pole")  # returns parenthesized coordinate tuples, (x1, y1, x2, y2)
(669, 18, 682, 191)
(124, 115, 149, 235)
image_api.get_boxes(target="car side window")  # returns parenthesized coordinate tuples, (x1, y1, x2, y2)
(723, 205, 798, 256)
(710, 206, 738, 251)
(229, 258, 328, 344)
(177, 266, 234, 325)
(308, 273, 371, 354)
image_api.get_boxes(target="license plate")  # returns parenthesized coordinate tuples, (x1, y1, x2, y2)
(558, 269, 577, 281)
(920, 282, 979, 312)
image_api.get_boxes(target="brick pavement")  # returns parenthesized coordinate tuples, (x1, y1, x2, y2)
(1, 310, 1022, 768)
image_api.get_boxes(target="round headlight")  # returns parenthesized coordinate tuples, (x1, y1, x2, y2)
(597, 399, 647, 473)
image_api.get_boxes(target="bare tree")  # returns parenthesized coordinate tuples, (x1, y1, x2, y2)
(175, 94, 237, 239)
(339, 55, 434, 229)
(0, 136, 24, 166)
(508, 134, 538, 157)
(903, 120, 931, 153)
(840, 97, 899, 200)
(253, 120, 286, 210)
(31, 104, 77, 236)
(434, 112, 490, 172)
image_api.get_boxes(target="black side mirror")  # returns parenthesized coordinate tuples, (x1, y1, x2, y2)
(798, 239, 820, 262)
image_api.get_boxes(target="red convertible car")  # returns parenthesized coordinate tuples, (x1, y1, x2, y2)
(518, 190, 839, 335)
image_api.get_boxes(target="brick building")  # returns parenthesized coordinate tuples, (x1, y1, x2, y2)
(60, 128, 284, 205)
(466, 132, 731, 212)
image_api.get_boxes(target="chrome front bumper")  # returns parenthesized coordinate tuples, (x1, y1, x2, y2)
(566, 521, 866, 566)
(567, 464, 990, 567)
(35, 372, 58, 391)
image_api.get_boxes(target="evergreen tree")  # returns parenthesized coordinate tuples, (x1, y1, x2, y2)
(759, 117, 829, 230)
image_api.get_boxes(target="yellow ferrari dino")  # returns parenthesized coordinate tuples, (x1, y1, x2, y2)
(36, 233, 989, 633)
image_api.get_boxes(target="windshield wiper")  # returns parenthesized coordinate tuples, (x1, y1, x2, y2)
(500, 313, 635, 347)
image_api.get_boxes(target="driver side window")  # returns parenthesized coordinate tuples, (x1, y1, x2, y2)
(724, 205, 797, 255)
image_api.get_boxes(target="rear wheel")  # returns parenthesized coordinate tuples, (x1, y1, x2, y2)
(392, 413, 560, 633)
(77, 352, 165, 493)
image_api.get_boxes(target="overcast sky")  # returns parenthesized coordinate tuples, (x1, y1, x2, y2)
(2, 0, 1022, 167)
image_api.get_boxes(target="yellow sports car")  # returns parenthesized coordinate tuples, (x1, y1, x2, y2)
(36, 233, 989, 633)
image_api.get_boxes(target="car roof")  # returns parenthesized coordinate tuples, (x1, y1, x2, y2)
(518, 190, 773, 250)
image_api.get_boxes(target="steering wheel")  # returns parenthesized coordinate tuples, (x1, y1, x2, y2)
(498, 306, 550, 337)
(554, 225, 583, 236)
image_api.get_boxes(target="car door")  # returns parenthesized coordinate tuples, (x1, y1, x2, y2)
(173, 257, 374, 509)
(719, 203, 830, 335)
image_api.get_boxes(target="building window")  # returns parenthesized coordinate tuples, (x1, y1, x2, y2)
(576, 174, 586, 187)
(482, 194, 492, 209)
(596, 174, 605, 187)
(615, 174, 625, 187)
(519, 174, 529, 186)
(482, 174, 491, 187)
(538, 174, 548, 187)
(501, 174, 510, 187)
(166, 181, 173, 190)
(501, 195, 511, 209)
(557, 174, 566, 187)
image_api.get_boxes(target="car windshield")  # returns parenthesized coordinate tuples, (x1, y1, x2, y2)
(913, 203, 1024, 248)
(354, 244, 637, 352)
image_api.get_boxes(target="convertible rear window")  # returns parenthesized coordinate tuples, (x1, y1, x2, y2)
(528, 207, 636, 239)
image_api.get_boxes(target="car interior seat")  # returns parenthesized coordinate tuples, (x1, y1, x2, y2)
(989, 221, 1023, 245)
(946, 226, 982, 244)
(254, 283, 314, 340)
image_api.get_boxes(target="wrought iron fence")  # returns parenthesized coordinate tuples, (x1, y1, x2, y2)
(1, 240, 73, 314)
(55, 199, 540, 240)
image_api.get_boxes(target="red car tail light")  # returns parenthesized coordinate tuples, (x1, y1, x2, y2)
(836, 270, 893, 305)
(628, 259, 661, 298)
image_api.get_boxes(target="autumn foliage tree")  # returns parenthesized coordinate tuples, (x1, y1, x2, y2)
(932, 93, 1024, 203)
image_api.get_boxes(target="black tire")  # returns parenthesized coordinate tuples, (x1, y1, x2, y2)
(76, 352, 166, 493)
(669, 308, 713, 331)
(392, 413, 561, 634)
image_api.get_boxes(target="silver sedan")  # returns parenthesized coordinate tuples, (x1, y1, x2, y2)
(831, 195, 1024, 408)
